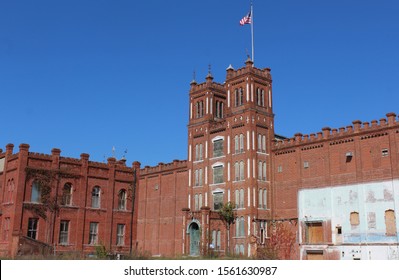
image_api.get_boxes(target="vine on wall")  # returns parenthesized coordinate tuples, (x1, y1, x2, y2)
(24, 167, 80, 219)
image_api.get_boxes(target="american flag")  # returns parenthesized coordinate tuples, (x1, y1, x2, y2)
(239, 11, 252, 25)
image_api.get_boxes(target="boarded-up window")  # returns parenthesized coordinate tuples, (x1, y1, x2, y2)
(306, 222, 323, 244)
(306, 250, 324, 260)
(385, 210, 397, 236)
(350, 212, 360, 226)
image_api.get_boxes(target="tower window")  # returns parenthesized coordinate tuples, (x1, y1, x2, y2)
(213, 192, 223, 211)
(213, 139, 224, 158)
(213, 165, 224, 184)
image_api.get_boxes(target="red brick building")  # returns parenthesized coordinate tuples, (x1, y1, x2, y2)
(1, 59, 398, 259)
(0, 144, 140, 257)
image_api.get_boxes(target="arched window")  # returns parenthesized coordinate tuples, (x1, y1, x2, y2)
(215, 101, 224, 119)
(239, 161, 245, 181)
(31, 181, 41, 203)
(263, 189, 267, 209)
(234, 135, 239, 154)
(118, 189, 127, 210)
(258, 161, 262, 180)
(235, 189, 245, 209)
(199, 194, 202, 209)
(239, 134, 244, 152)
(213, 165, 224, 184)
(239, 189, 244, 209)
(236, 216, 245, 237)
(263, 161, 267, 181)
(61, 183, 72, 206)
(91, 186, 101, 208)
(194, 194, 199, 211)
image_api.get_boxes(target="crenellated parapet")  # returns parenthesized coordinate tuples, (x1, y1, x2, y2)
(274, 113, 399, 150)
(140, 159, 188, 176)
(189, 81, 226, 95)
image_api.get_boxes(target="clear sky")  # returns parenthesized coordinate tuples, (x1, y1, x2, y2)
(1, 0, 398, 167)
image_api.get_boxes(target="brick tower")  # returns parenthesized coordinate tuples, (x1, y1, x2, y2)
(183, 58, 274, 256)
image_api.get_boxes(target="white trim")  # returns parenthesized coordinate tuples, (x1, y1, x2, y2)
(189, 144, 192, 162)
(247, 131, 250, 151)
(205, 141, 208, 159)
(188, 169, 191, 187)
(227, 162, 230, 181)
(246, 82, 249, 101)
(227, 135, 230, 155)
(206, 97, 209, 114)
(247, 158, 250, 179)
(205, 166, 208, 184)
(190, 102, 192, 119)
(212, 135, 225, 142)
(227, 89, 230, 107)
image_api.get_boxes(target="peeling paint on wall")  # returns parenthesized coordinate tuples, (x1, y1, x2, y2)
(298, 179, 399, 260)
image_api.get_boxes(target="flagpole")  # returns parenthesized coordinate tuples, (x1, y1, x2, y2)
(251, 1, 254, 63)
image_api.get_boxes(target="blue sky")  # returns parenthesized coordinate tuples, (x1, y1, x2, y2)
(1, 0, 398, 167)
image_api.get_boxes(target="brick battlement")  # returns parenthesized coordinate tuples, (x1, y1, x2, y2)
(141, 159, 187, 175)
(190, 81, 225, 94)
(226, 65, 271, 81)
(274, 113, 398, 150)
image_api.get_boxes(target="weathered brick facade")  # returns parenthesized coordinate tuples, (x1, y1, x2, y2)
(1, 59, 398, 259)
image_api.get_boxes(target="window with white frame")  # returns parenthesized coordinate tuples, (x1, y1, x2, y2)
(234, 88, 244, 107)
(235, 189, 245, 209)
(61, 183, 72, 206)
(59, 220, 69, 245)
(213, 139, 224, 158)
(236, 216, 245, 237)
(256, 88, 265, 107)
(258, 189, 267, 209)
(196, 101, 204, 118)
(239, 134, 244, 152)
(215, 101, 224, 119)
(118, 189, 127, 210)
(195, 144, 203, 161)
(117, 224, 125, 246)
(89, 222, 99, 245)
(31, 181, 41, 203)
(213, 165, 224, 184)
(234, 135, 239, 154)
(194, 193, 203, 211)
(27, 218, 38, 240)
(196, 169, 202, 186)
(213, 192, 223, 211)
(234, 161, 245, 181)
(262, 161, 267, 181)
(91, 186, 101, 208)
(257, 134, 266, 153)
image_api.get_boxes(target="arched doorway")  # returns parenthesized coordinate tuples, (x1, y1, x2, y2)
(188, 222, 200, 256)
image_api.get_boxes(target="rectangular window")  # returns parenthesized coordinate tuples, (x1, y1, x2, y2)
(213, 192, 223, 211)
(277, 165, 283, 173)
(213, 165, 224, 184)
(305, 222, 323, 244)
(213, 139, 224, 158)
(27, 218, 38, 240)
(59, 220, 69, 245)
(89, 222, 99, 245)
(117, 224, 125, 246)
(382, 149, 389, 157)
(303, 161, 309, 169)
